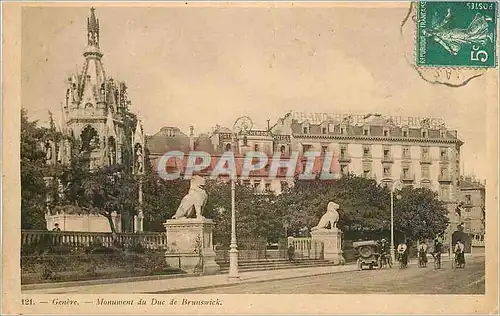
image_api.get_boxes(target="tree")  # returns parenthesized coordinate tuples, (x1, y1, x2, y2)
(20, 109, 64, 229)
(142, 174, 190, 231)
(393, 186, 449, 242)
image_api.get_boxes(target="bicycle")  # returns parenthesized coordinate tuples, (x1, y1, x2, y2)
(378, 253, 392, 269)
(418, 252, 427, 268)
(452, 252, 466, 270)
(432, 252, 441, 270)
(398, 253, 407, 269)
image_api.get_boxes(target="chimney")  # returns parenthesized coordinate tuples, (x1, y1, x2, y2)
(189, 126, 195, 150)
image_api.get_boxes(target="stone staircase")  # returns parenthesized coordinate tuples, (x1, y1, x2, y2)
(217, 258, 333, 274)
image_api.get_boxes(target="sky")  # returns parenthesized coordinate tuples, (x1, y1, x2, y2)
(21, 5, 490, 179)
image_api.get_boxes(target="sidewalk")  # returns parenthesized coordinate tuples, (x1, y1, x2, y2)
(22, 264, 357, 294)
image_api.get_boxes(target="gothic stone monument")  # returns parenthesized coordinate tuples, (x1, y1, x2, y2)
(310, 201, 345, 264)
(163, 176, 220, 274)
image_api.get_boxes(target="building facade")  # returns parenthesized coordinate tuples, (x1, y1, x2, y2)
(271, 112, 464, 243)
(459, 176, 485, 246)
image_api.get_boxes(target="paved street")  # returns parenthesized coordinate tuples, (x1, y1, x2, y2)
(175, 256, 485, 295)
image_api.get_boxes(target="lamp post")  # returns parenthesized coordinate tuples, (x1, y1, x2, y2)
(390, 180, 402, 264)
(228, 116, 253, 280)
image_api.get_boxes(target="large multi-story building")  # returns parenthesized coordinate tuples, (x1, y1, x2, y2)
(459, 176, 485, 246)
(148, 111, 463, 208)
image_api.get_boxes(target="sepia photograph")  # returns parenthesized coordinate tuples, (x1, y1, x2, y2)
(2, 1, 498, 314)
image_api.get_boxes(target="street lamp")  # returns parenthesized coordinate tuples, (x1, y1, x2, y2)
(390, 180, 402, 264)
(228, 116, 253, 280)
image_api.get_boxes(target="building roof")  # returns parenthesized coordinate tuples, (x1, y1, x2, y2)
(460, 177, 485, 190)
(146, 127, 191, 154)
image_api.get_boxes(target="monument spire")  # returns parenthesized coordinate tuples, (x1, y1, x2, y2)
(87, 7, 100, 49)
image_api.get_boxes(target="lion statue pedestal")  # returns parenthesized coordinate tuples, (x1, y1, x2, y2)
(310, 202, 345, 265)
(163, 218, 220, 275)
(163, 176, 220, 275)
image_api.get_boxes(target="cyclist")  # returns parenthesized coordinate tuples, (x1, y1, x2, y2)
(454, 239, 465, 267)
(418, 241, 428, 267)
(379, 238, 390, 267)
(432, 237, 443, 268)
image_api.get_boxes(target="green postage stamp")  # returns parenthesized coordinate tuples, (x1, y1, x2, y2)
(417, 1, 497, 67)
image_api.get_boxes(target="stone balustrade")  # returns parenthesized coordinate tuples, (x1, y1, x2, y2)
(287, 237, 324, 260)
(21, 230, 167, 251)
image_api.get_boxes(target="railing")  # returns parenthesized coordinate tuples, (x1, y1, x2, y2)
(381, 155, 394, 163)
(215, 238, 267, 264)
(287, 237, 324, 260)
(21, 230, 167, 251)
(400, 173, 415, 181)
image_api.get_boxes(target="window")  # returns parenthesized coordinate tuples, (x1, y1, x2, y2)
(421, 147, 429, 159)
(440, 148, 448, 160)
(303, 126, 308, 133)
(363, 127, 370, 136)
(440, 185, 449, 200)
(440, 130, 447, 138)
(402, 167, 410, 177)
(363, 145, 371, 158)
(340, 164, 348, 175)
(422, 129, 428, 138)
(383, 166, 391, 177)
(403, 129, 408, 137)
(383, 128, 390, 137)
(402, 146, 410, 158)
(421, 165, 430, 178)
(328, 123, 335, 133)
(340, 146, 348, 159)
(243, 136, 248, 146)
(465, 194, 472, 205)
(225, 143, 232, 151)
(440, 166, 448, 176)
(280, 145, 286, 154)
(322, 127, 327, 134)
(363, 163, 372, 178)
(340, 127, 346, 135)
(383, 148, 391, 160)
(321, 145, 328, 154)
(421, 182, 431, 189)
(254, 144, 260, 152)
(302, 144, 312, 153)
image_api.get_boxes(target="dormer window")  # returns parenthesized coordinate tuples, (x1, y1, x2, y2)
(363, 126, 370, 136)
(440, 129, 447, 138)
(322, 127, 327, 134)
(383, 128, 390, 137)
(340, 126, 346, 135)
(421, 129, 428, 138)
(402, 127, 409, 137)
(328, 123, 335, 133)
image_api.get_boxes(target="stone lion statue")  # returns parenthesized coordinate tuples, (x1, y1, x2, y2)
(172, 175, 208, 219)
(311, 201, 340, 231)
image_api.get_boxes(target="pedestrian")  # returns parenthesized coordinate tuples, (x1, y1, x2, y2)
(418, 240, 428, 266)
(397, 240, 408, 267)
(287, 244, 295, 263)
(454, 239, 465, 265)
(52, 223, 61, 232)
